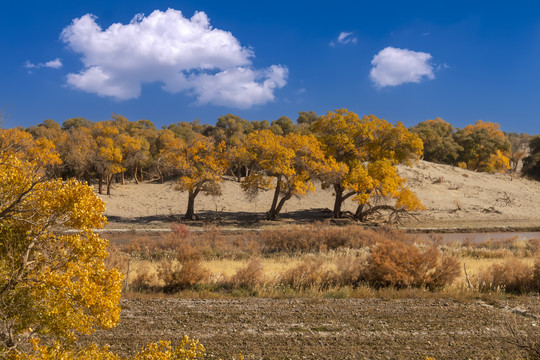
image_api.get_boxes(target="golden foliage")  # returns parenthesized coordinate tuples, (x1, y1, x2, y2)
(241, 130, 344, 218)
(0, 129, 122, 354)
(9, 335, 205, 360)
(313, 109, 424, 219)
(455, 120, 511, 172)
(160, 134, 228, 218)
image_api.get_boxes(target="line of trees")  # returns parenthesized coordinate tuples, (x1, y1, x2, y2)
(410, 117, 532, 173)
(12, 110, 425, 221)
(11, 110, 540, 221)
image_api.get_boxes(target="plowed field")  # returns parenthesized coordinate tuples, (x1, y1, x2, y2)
(86, 296, 539, 359)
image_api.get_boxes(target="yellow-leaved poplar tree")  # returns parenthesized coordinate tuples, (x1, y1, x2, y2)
(312, 109, 424, 221)
(242, 130, 345, 220)
(0, 129, 123, 356)
(161, 134, 228, 220)
(91, 122, 125, 195)
(454, 120, 511, 172)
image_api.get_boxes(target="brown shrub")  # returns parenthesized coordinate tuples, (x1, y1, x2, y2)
(461, 236, 539, 258)
(131, 264, 156, 292)
(261, 224, 378, 253)
(477, 258, 535, 294)
(279, 257, 333, 290)
(534, 256, 540, 291)
(119, 224, 194, 261)
(157, 259, 209, 292)
(230, 259, 264, 288)
(333, 256, 366, 287)
(365, 238, 460, 289)
(528, 238, 540, 254)
(197, 230, 260, 260)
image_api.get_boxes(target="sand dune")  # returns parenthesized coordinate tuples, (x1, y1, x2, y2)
(97, 160, 540, 231)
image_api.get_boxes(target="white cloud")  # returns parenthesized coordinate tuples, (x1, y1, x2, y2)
(60, 9, 287, 106)
(331, 31, 358, 46)
(191, 65, 288, 108)
(25, 58, 63, 70)
(370, 47, 434, 87)
(338, 32, 357, 44)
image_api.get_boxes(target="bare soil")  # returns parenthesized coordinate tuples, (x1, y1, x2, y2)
(86, 296, 539, 359)
(98, 160, 540, 232)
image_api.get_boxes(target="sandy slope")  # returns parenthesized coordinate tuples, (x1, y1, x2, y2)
(97, 160, 540, 231)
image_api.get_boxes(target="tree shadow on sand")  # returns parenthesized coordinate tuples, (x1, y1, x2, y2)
(105, 208, 346, 229)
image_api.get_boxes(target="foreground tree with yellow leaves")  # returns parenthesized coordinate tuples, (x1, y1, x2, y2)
(1, 129, 239, 360)
(312, 109, 425, 221)
(0, 129, 123, 356)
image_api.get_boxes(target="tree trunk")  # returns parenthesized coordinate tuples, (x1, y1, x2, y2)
(184, 189, 200, 220)
(157, 165, 164, 184)
(140, 167, 144, 181)
(134, 164, 139, 184)
(121, 171, 125, 185)
(354, 204, 397, 221)
(269, 192, 292, 220)
(354, 203, 366, 221)
(267, 176, 282, 220)
(332, 184, 344, 218)
(106, 174, 113, 195)
(98, 174, 103, 195)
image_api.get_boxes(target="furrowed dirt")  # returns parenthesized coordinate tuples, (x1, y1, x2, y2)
(85, 296, 539, 359)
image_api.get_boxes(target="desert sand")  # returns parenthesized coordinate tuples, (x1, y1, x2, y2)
(97, 160, 540, 231)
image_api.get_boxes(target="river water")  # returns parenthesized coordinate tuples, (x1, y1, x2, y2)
(410, 231, 540, 244)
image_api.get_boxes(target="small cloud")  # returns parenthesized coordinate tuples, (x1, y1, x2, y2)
(43, 58, 63, 69)
(25, 58, 63, 70)
(297, 88, 306, 94)
(338, 32, 357, 44)
(370, 47, 434, 88)
(330, 31, 358, 46)
(437, 63, 450, 70)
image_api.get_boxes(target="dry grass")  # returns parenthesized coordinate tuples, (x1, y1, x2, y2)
(105, 224, 540, 298)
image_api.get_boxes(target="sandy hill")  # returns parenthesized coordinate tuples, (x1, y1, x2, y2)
(97, 160, 540, 231)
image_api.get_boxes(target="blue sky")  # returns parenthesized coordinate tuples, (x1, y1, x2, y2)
(2, 0, 540, 133)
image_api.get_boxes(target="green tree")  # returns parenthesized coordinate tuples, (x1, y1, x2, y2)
(505, 132, 531, 172)
(213, 114, 253, 147)
(61, 117, 93, 131)
(297, 111, 319, 126)
(522, 136, 540, 180)
(250, 120, 271, 131)
(410, 118, 462, 164)
(271, 116, 294, 135)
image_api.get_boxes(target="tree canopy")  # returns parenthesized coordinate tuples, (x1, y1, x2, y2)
(0, 129, 122, 355)
(312, 109, 424, 220)
(241, 130, 343, 220)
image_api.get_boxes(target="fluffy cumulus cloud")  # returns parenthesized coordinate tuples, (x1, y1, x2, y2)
(61, 9, 288, 107)
(370, 47, 434, 87)
(25, 58, 63, 69)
